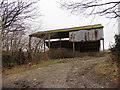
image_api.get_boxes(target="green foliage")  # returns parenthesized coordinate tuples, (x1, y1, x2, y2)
(110, 34, 120, 63)
(2, 50, 27, 68)
(2, 51, 18, 68)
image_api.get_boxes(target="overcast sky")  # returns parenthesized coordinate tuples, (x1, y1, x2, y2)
(32, 0, 119, 50)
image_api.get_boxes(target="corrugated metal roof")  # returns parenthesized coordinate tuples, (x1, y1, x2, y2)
(69, 28, 103, 42)
(30, 24, 103, 37)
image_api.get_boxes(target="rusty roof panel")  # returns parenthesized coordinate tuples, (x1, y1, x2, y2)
(69, 28, 103, 42)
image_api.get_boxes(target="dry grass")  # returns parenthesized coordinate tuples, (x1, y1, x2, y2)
(46, 48, 106, 59)
(95, 54, 119, 84)
(3, 48, 107, 76)
(3, 56, 95, 76)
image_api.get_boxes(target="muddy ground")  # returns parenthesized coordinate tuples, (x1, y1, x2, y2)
(2, 57, 118, 88)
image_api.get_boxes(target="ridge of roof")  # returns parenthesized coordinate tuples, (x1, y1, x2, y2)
(30, 24, 103, 37)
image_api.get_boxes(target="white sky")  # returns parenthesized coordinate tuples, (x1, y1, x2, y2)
(33, 0, 119, 50)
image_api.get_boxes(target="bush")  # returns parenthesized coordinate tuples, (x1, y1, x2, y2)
(46, 48, 75, 59)
(31, 52, 49, 62)
(110, 34, 120, 63)
(2, 48, 105, 68)
(2, 50, 27, 68)
(2, 51, 18, 68)
(46, 48, 104, 59)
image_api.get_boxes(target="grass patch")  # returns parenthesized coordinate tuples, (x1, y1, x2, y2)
(3, 56, 95, 76)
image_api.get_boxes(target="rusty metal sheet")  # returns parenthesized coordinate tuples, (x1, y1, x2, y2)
(69, 28, 103, 42)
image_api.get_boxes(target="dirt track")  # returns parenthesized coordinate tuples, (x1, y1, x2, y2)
(2, 57, 117, 88)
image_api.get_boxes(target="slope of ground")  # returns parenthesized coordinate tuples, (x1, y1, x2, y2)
(2, 57, 118, 88)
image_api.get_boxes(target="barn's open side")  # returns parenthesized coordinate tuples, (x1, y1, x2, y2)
(29, 24, 104, 53)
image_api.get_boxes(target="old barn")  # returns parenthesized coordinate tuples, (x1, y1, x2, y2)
(29, 24, 104, 52)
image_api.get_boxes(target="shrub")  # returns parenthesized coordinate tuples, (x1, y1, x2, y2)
(2, 50, 27, 68)
(31, 52, 49, 61)
(110, 34, 120, 63)
(46, 48, 75, 59)
(46, 48, 104, 59)
(2, 51, 18, 68)
(2, 48, 105, 68)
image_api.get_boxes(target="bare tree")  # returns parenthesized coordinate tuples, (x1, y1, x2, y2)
(61, 0, 120, 18)
(1, 0, 40, 52)
(1, 0, 39, 33)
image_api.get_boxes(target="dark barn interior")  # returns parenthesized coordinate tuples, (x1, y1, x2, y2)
(29, 24, 104, 52)
(46, 40, 100, 52)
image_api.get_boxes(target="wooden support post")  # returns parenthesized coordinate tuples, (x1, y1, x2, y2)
(48, 34, 51, 49)
(72, 39, 75, 57)
(103, 39, 105, 51)
(28, 36, 32, 59)
(73, 39, 75, 52)
(44, 40, 45, 52)
(29, 36, 32, 52)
